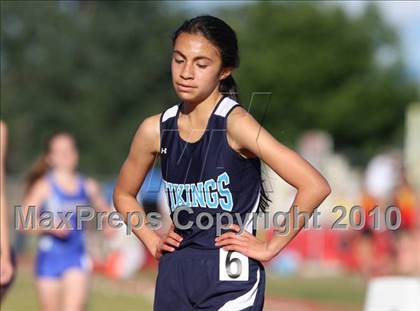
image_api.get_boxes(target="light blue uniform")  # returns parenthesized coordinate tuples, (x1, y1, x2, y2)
(35, 172, 91, 278)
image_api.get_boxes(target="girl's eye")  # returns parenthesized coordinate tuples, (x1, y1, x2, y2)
(197, 64, 208, 69)
(174, 58, 184, 64)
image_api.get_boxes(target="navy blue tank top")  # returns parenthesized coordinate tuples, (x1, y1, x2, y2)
(160, 95, 263, 250)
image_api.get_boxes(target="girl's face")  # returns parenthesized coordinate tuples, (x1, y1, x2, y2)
(47, 134, 79, 171)
(171, 32, 230, 103)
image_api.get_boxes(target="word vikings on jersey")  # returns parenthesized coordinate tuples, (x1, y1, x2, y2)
(163, 171, 233, 212)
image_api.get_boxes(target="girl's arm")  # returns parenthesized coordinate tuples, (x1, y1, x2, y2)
(1, 122, 10, 255)
(113, 114, 182, 260)
(18, 178, 69, 237)
(0, 121, 13, 284)
(85, 178, 113, 236)
(215, 106, 331, 262)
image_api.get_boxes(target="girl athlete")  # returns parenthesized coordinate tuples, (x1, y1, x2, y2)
(20, 132, 112, 311)
(114, 15, 331, 310)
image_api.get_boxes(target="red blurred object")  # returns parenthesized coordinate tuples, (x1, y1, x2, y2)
(142, 250, 158, 270)
(266, 227, 356, 270)
(394, 183, 417, 230)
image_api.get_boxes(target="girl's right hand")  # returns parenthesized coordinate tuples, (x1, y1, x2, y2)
(154, 224, 183, 260)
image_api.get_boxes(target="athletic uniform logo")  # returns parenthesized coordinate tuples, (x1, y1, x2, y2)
(161, 147, 167, 154)
(163, 171, 233, 212)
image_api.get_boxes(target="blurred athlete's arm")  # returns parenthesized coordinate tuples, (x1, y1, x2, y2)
(113, 114, 182, 260)
(215, 106, 331, 262)
(0, 121, 13, 285)
(85, 178, 114, 236)
(19, 178, 70, 238)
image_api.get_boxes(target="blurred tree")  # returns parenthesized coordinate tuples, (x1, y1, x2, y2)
(1, 1, 183, 175)
(1, 1, 418, 175)
(220, 2, 418, 165)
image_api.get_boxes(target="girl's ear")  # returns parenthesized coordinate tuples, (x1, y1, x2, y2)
(219, 67, 234, 81)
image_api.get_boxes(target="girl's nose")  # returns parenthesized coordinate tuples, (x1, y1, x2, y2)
(180, 62, 194, 80)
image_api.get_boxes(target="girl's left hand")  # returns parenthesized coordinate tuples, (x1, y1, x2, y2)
(215, 224, 274, 262)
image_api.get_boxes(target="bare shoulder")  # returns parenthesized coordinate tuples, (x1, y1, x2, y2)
(84, 177, 100, 194)
(131, 113, 162, 155)
(228, 104, 248, 119)
(226, 105, 260, 139)
(30, 177, 50, 198)
(138, 113, 161, 138)
(226, 105, 261, 158)
(227, 105, 258, 127)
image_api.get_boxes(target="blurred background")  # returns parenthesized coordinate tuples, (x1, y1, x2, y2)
(1, 1, 419, 310)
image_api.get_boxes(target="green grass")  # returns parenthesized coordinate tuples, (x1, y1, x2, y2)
(266, 273, 366, 307)
(1, 269, 38, 310)
(2, 268, 153, 310)
(2, 266, 365, 310)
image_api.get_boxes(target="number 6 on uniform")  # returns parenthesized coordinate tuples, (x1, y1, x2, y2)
(219, 248, 249, 281)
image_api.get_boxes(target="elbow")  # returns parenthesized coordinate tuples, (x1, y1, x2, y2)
(323, 183, 332, 198)
(318, 179, 332, 200)
(302, 177, 331, 201)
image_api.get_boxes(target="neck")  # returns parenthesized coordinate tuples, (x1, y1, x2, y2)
(53, 168, 75, 180)
(181, 90, 223, 116)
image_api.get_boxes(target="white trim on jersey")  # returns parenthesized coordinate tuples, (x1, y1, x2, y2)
(245, 191, 261, 233)
(218, 268, 261, 311)
(214, 97, 238, 117)
(162, 104, 179, 122)
(159, 179, 172, 216)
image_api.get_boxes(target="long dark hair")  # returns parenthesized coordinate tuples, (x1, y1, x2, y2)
(171, 15, 240, 102)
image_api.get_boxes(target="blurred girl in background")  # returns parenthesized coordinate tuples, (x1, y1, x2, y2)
(20, 132, 112, 311)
